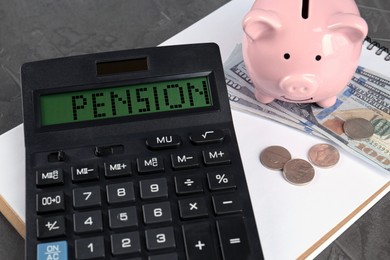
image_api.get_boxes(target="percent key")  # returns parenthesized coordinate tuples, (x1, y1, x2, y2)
(207, 172, 236, 191)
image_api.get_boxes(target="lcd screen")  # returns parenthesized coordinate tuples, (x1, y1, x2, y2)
(39, 76, 213, 126)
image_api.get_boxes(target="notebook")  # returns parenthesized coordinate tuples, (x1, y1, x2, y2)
(361, 36, 390, 73)
(1, 0, 389, 258)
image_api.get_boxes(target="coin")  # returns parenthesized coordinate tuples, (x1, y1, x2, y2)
(283, 159, 315, 185)
(343, 118, 374, 140)
(308, 143, 340, 168)
(260, 146, 292, 170)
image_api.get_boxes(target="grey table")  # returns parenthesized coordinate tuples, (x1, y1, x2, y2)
(0, 0, 389, 259)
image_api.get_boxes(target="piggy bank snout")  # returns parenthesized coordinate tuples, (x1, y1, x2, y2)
(279, 75, 319, 97)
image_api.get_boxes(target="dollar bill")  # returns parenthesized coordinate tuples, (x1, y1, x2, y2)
(224, 43, 390, 173)
(270, 76, 390, 172)
(228, 89, 322, 137)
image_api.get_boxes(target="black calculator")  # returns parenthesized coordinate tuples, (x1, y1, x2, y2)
(21, 43, 263, 260)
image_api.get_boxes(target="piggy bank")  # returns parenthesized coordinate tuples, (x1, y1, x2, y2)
(242, 0, 368, 107)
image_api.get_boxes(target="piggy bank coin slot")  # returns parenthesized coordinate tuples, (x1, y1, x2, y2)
(301, 0, 310, 19)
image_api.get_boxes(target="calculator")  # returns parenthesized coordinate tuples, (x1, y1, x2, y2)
(21, 43, 263, 260)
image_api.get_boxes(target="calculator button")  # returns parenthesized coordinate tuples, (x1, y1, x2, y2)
(104, 160, 131, 178)
(182, 222, 218, 260)
(137, 156, 164, 173)
(216, 217, 250, 260)
(212, 194, 242, 215)
(142, 202, 172, 224)
(178, 197, 209, 219)
(37, 215, 66, 239)
(71, 165, 99, 182)
(174, 174, 203, 195)
(202, 148, 231, 166)
(72, 186, 101, 209)
(145, 226, 176, 250)
(148, 253, 178, 260)
(189, 130, 225, 144)
(110, 232, 141, 255)
(37, 241, 68, 260)
(207, 172, 236, 191)
(106, 182, 135, 204)
(108, 206, 138, 229)
(36, 168, 64, 187)
(140, 178, 168, 199)
(75, 236, 105, 260)
(170, 152, 199, 169)
(73, 210, 103, 234)
(36, 191, 65, 213)
(146, 135, 182, 150)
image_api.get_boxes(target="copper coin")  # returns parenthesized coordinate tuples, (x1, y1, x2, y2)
(260, 146, 292, 170)
(308, 143, 340, 168)
(283, 159, 315, 185)
(343, 118, 374, 140)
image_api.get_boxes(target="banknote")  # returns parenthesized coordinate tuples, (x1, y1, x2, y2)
(226, 74, 305, 125)
(224, 43, 390, 173)
(228, 89, 322, 137)
(273, 78, 390, 172)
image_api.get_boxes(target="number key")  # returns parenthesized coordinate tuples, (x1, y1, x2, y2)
(108, 206, 138, 229)
(142, 202, 172, 224)
(73, 210, 103, 234)
(75, 236, 105, 260)
(145, 227, 176, 250)
(73, 186, 101, 209)
(106, 182, 135, 204)
(110, 232, 141, 256)
(140, 178, 168, 199)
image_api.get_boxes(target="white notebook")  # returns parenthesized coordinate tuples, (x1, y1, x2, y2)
(1, 0, 389, 259)
(360, 37, 390, 74)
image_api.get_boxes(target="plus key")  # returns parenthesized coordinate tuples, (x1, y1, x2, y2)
(182, 222, 218, 260)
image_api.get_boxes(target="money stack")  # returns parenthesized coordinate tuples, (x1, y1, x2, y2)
(225, 44, 390, 173)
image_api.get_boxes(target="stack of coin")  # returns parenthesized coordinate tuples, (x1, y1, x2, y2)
(260, 143, 340, 186)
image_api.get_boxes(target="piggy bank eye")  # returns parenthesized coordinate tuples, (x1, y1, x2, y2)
(284, 53, 291, 60)
(315, 55, 322, 61)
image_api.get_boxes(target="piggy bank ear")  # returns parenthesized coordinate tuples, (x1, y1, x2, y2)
(327, 13, 368, 44)
(242, 9, 282, 41)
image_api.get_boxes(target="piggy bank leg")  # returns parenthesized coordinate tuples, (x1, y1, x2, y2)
(255, 88, 274, 104)
(317, 96, 337, 108)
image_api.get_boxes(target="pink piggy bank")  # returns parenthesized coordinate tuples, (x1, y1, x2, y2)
(242, 0, 368, 107)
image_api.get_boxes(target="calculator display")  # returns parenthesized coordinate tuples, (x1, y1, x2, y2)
(39, 76, 212, 126)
